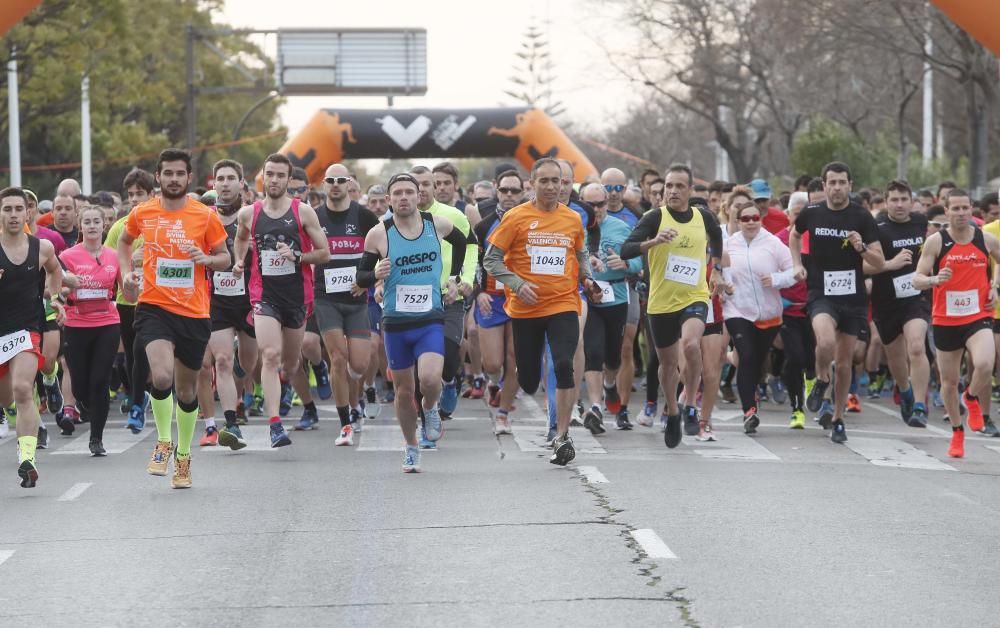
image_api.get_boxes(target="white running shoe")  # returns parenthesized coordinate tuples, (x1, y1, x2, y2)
(335, 425, 354, 446)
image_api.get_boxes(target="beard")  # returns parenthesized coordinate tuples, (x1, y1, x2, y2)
(161, 185, 188, 200)
(267, 187, 287, 200)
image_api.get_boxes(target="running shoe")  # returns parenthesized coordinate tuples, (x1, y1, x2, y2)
(683, 405, 699, 436)
(269, 421, 292, 448)
(402, 445, 422, 473)
(335, 424, 354, 446)
(963, 392, 985, 432)
(382, 387, 395, 403)
(292, 391, 302, 407)
(768, 377, 787, 405)
(235, 399, 248, 425)
(43, 381, 63, 417)
(120, 395, 130, 414)
(544, 426, 558, 448)
(126, 404, 145, 434)
(199, 426, 218, 447)
(171, 455, 192, 489)
(365, 386, 381, 418)
(494, 413, 512, 435)
(218, 424, 247, 450)
(803, 377, 816, 402)
(574, 400, 586, 426)
(37, 425, 48, 450)
(438, 381, 458, 417)
(583, 407, 605, 435)
(695, 421, 716, 442)
(468, 376, 485, 400)
(18, 460, 38, 488)
(423, 406, 443, 442)
(664, 413, 682, 448)
(350, 407, 363, 432)
(743, 408, 760, 435)
(867, 382, 881, 400)
(147, 441, 173, 476)
(616, 409, 633, 431)
(89, 438, 106, 457)
(846, 394, 862, 413)
(604, 384, 622, 415)
(278, 384, 293, 417)
(419, 426, 437, 449)
(806, 379, 828, 413)
(313, 361, 332, 400)
(830, 419, 848, 443)
(0, 413, 8, 440)
(638, 402, 656, 428)
(908, 404, 928, 429)
(57, 408, 75, 436)
(757, 383, 769, 403)
(789, 409, 806, 430)
(719, 382, 737, 404)
(550, 434, 576, 466)
(296, 405, 319, 431)
(931, 389, 944, 408)
(948, 427, 965, 458)
(817, 399, 834, 429)
(488, 384, 501, 408)
(982, 417, 1000, 437)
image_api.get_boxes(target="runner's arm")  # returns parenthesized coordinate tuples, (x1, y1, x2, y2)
(433, 216, 470, 280)
(117, 230, 136, 282)
(483, 244, 524, 294)
(912, 233, 942, 290)
(620, 209, 662, 259)
(788, 227, 803, 269)
(40, 239, 64, 299)
(231, 207, 252, 270)
(355, 226, 387, 289)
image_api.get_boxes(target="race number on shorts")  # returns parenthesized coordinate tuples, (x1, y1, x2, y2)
(261, 250, 295, 277)
(395, 284, 432, 313)
(324, 267, 356, 293)
(529, 246, 566, 275)
(946, 289, 979, 317)
(665, 254, 701, 286)
(823, 270, 855, 296)
(0, 330, 31, 366)
(892, 273, 920, 299)
(595, 280, 615, 304)
(213, 271, 246, 297)
(155, 258, 195, 288)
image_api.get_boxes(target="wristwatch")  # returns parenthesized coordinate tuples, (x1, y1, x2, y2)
(293, 250, 302, 262)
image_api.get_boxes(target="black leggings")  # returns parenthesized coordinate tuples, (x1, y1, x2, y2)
(584, 303, 628, 372)
(725, 318, 780, 413)
(512, 311, 579, 393)
(64, 324, 121, 441)
(118, 304, 149, 408)
(646, 317, 660, 403)
(780, 315, 816, 411)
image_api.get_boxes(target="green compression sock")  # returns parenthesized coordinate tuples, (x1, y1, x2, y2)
(150, 391, 174, 443)
(175, 402, 198, 457)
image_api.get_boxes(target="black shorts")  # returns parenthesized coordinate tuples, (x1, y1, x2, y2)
(210, 304, 255, 337)
(993, 318, 1000, 334)
(305, 313, 319, 335)
(253, 301, 307, 330)
(873, 299, 931, 345)
(807, 297, 867, 337)
(648, 302, 709, 349)
(703, 322, 723, 337)
(933, 318, 993, 352)
(134, 304, 211, 371)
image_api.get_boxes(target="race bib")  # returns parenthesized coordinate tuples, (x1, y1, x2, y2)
(892, 273, 920, 299)
(946, 290, 979, 317)
(155, 258, 194, 288)
(0, 330, 31, 366)
(213, 271, 246, 297)
(324, 267, 357, 293)
(823, 270, 855, 296)
(665, 254, 701, 286)
(529, 246, 566, 275)
(75, 288, 108, 300)
(261, 250, 295, 277)
(395, 284, 432, 313)
(595, 280, 615, 304)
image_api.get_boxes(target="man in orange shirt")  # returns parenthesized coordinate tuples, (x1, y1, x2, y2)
(484, 158, 602, 466)
(118, 148, 231, 489)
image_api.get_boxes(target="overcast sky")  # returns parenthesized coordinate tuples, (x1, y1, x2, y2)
(219, 0, 636, 137)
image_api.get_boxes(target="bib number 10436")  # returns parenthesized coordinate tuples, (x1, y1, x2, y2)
(529, 246, 566, 275)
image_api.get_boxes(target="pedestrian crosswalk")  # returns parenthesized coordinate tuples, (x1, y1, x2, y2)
(843, 437, 956, 471)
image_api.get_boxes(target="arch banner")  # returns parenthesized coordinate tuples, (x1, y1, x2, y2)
(0, 1, 43, 38)
(930, 0, 1000, 60)
(273, 107, 598, 184)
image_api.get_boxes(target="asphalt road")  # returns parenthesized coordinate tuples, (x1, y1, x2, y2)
(2, 388, 999, 627)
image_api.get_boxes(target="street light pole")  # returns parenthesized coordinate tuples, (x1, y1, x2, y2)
(230, 91, 279, 158)
(7, 46, 21, 187)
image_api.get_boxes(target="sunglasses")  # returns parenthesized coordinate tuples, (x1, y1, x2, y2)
(288, 186, 308, 194)
(324, 176, 351, 185)
(739, 215, 762, 223)
(591, 200, 608, 208)
(604, 184, 625, 193)
(929, 221, 946, 228)
(498, 187, 523, 195)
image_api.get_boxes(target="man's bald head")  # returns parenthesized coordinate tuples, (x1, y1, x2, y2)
(57, 179, 82, 198)
(323, 163, 352, 205)
(600, 168, 626, 211)
(600, 168, 626, 185)
(581, 182, 607, 205)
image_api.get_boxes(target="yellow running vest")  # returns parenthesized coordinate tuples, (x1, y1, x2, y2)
(647, 208, 710, 314)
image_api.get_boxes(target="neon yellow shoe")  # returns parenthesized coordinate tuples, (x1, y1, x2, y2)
(804, 378, 816, 401)
(789, 410, 806, 429)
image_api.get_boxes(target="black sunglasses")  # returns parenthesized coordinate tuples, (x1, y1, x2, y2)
(498, 187, 523, 195)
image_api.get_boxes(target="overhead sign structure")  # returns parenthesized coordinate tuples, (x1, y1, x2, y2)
(269, 107, 599, 185)
(275, 28, 426, 96)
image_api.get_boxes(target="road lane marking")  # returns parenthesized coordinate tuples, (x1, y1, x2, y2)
(630, 529, 677, 559)
(843, 437, 955, 471)
(510, 426, 605, 454)
(866, 402, 950, 436)
(356, 425, 438, 451)
(57, 482, 92, 501)
(690, 435, 780, 461)
(0, 550, 14, 566)
(576, 465, 608, 483)
(199, 426, 279, 452)
(51, 426, 152, 455)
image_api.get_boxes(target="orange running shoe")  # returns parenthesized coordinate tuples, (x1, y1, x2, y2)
(199, 426, 218, 447)
(846, 394, 862, 413)
(948, 427, 965, 458)
(963, 392, 984, 432)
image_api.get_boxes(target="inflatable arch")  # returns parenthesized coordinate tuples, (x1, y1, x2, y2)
(274, 107, 598, 184)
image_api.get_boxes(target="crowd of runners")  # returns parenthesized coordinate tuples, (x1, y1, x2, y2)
(2, 147, 999, 487)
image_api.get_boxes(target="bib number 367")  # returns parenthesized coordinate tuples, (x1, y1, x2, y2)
(0, 330, 31, 366)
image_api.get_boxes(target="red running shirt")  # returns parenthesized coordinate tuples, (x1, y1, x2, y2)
(931, 228, 992, 327)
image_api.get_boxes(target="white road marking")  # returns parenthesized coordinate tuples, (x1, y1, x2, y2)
(711, 411, 743, 422)
(356, 425, 438, 452)
(690, 435, 780, 461)
(57, 482, 93, 502)
(576, 465, 609, 483)
(0, 550, 14, 567)
(630, 529, 677, 559)
(51, 426, 152, 455)
(199, 426, 279, 452)
(866, 402, 950, 436)
(510, 426, 606, 454)
(518, 393, 545, 418)
(985, 446, 1000, 458)
(843, 437, 955, 471)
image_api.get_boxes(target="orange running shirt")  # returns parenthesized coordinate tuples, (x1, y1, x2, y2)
(487, 200, 584, 319)
(124, 197, 227, 319)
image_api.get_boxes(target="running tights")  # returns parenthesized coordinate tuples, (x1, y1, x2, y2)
(780, 315, 816, 412)
(512, 311, 579, 393)
(725, 318, 779, 413)
(63, 324, 121, 441)
(584, 303, 628, 372)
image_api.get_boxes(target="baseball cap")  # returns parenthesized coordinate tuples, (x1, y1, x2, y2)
(749, 179, 772, 200)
